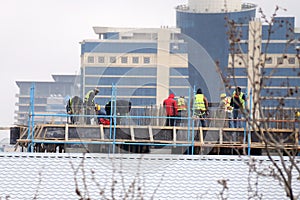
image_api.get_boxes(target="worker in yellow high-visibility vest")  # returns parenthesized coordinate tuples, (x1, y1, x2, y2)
(66, 96, 83, 124)
(84, 88, 99, 124)
(219, 93, 233, 128)
(177, 96, 188, 126)
(230, 87, 246, 128)
(193, 88, 209, 127)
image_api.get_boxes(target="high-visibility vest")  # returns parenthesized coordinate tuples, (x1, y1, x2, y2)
(194, 94, 206, 111)
(223, 97, 232, 111)
(233, 91, 245, 108)
(295, 111, 300, 118)
(177, 97, 187, 111)
(84, 90, 94, 104)
(66, 98, 73, 113)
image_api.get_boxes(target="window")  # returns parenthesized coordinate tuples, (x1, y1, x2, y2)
(121, 57, 128, 64)
(87, 56, 94, 63)
(110, 56, 116, 63)
(98, 56, 105, 63)
(132, 57, 139, 64)
(265, 57, 272, 64)
(288, 57, 295, 64)
(277, 57, 283, 65)
(143, 57, 150, 64)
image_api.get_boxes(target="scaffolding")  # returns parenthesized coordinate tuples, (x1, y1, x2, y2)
(14, 84, 300, 155)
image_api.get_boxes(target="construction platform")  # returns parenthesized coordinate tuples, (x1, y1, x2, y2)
(11, 123, 300, 155)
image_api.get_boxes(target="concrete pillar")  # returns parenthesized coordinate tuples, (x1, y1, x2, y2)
(247, 20, 262, 122)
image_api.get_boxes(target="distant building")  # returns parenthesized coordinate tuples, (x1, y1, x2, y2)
(15, 74, 79, 125)
(176, 0, 300, 109)
(228, 17, 300, 109)
(14, 1, 300, 125)
(80, 27, 189, 113)
(176, 0, 256, 101)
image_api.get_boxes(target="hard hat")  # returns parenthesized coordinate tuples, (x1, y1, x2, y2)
(95, 104, 100, 110)
(94, 88, 100, 93)
(220, 93, 226, 98)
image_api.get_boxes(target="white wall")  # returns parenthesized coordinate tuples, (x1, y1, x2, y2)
(188, 0, 241, 12)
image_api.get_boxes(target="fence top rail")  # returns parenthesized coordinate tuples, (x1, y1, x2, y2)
(30, 124, 298, 132)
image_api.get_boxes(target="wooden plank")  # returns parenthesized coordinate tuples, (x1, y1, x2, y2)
(219, 129, 223, 144)
(130, 126, 135, 141)
(13, 124, 300, 151)
(0, 126, 12, 130)
(148, 126, 154, 142)
(173, 127, 176, 143)
(35, 125, 44, 138)
(100, 124, 104, 139)
(65, 123, 69, 141)
(199, 127, 203, 144)
(25, 124, 296, 133)
(295, 129, 299, 146)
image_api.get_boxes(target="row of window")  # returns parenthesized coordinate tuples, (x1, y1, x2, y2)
(234, 56, 297, 67)
(87, 56, 151, 64)
(84, 67, 189, 77)
(84, 67, 157, 76)
(265, 57, 296, 65)
(228, 67, 300, 77)
(229, 77, 300, 87)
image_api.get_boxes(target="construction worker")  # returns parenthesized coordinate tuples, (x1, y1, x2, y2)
(84, 88, 99, 124)
(193, 88, 209, 127)
(230, 87, 246, 128)
(66, 97, 73, 124)
(66, 96, 83, 124)
(105, 100, 132, 125)
(95, 103, 110, 125)
(219, 93, 233, 128)
(177, 96, 187, 126)
(297, 111, 300, 156)
(163, 93, 178, 126)
(295, 111, 300, 128)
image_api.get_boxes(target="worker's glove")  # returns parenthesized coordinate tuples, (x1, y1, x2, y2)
(205, 110, 210, 116)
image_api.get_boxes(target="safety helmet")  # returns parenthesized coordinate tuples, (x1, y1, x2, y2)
(94, 88, 100, 93)
(220, 93, 226, 98)
(95, 104, 101, 111)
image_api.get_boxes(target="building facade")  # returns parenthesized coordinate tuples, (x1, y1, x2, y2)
(176, 0, 256, 102)
(228, 17, 300, 110)
(176, 0, 300, 110)
(15, 75, 78, 125)
(80, 27, 189, 114)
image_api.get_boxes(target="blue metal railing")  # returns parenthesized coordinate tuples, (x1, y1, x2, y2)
(26, 83, 269, 155)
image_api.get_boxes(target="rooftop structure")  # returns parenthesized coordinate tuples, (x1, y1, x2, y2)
(177, 0, 256, 13)
(0, 153, 299, 199)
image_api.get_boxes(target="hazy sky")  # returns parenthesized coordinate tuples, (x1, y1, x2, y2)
(0, 0, 299, 127)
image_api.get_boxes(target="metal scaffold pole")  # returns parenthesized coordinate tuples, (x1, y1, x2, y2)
(248, 88, 253, 156)
(27, 83, 35, 152)
(189, 86, 194, 155)
(108, 83, 117, 154)
(189, 86, 196, 155)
